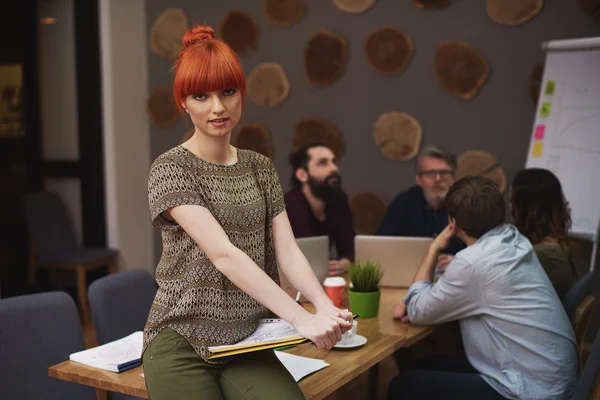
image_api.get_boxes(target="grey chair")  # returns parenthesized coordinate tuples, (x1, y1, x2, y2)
(0, 291, 95, 399)
(24, 190, 119, 323)
(564, 272, 596, 320)
(88, 269, 157, 400)
(574, 327, 600, 399)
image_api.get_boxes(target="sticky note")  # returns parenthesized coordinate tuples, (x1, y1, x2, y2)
(539, 102, 552, 117)
(534, 125, 546, 140)
(545, 80, 556, 96)
(532, 142, 544, 157)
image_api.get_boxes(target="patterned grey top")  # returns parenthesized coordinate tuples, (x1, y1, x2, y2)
(143, 145, 285, 364)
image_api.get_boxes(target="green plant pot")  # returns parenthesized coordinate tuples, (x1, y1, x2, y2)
(348, 289, 381, 318)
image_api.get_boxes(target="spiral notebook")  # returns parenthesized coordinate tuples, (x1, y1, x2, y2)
(207, 319, 308, 359)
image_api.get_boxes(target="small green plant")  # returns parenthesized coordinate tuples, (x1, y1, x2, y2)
(348, 260, 383, 293)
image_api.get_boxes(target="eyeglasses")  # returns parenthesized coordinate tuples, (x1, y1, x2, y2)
(418, 169, 453, 179)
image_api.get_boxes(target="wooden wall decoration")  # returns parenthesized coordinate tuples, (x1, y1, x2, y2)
(456, 150, 507, 193)
(147, 87, 179, 128)
(264, 0, 306, 27)
(149, 8, 190, 60)
(304, 29, 349, 86)
(219, 10, 261, 56)
(486, 0, 543, 25)
(233, 123, 274, 158)
(333, 0, 376, 14)
(373, 111, 422, 161)
(247, 62, 290, 108)
(579, 0, 600, 24)
(365, 27, 414, 75)
(434, 41, 490, 100)
(293, 118, 345, 158)
(351, 192, 388, 235)
(528, 63, 544, 105)
(412, 0, 450, 9)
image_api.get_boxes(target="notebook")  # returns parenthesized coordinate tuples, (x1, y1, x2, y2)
(355, 235, 433, 287)
(69, 331, 143, 373)
(207, 319, 308, 359)
(279, 236, 329, 301)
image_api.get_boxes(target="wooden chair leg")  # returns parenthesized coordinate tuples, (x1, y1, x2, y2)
(76, 266, 91, 324)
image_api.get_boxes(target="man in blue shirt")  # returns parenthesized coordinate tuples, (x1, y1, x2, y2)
(388, 176, 578, 400)
(377, 146, 465, 261)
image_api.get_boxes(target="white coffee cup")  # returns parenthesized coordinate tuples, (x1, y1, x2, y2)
(339, 320, 358, 345)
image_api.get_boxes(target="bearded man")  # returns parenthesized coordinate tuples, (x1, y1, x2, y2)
(285, 143, 355, 277)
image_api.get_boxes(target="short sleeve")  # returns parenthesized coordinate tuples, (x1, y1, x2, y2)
(256, 157, 285, 220)
(148, 159, 207, 230)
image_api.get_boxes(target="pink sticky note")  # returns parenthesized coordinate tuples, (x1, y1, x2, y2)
(534, 125, 545, 140)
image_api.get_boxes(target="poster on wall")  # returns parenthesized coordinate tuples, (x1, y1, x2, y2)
(0, 64, 25, 138)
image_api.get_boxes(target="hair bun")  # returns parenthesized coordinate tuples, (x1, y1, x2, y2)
(182, 25, 215, 48)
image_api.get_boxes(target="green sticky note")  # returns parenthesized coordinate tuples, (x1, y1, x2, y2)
(545, 80, 556, 96)
(539, 101, 552, 117)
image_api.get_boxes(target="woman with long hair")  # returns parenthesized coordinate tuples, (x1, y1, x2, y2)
(142, 25, 352, 399)
(510, 168, 577, 300)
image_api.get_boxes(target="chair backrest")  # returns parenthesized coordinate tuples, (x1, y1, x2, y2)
(24, 191, 78, 259)
(88, 269, 157, 345)
(564, 272, 596, 320)
(574, 326, 600, 399)
(0, 291, 95, 399)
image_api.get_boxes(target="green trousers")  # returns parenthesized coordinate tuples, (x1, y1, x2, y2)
(142, 328, 306, 400)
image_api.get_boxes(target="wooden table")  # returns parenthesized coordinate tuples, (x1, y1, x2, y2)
(49, 288, 434, 399)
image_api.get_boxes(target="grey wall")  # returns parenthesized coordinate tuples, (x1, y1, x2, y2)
(146, 0, 600, 262)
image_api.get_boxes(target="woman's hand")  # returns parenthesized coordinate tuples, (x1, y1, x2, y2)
(316, 303, 353, 330)
(291, 312, 352, 349)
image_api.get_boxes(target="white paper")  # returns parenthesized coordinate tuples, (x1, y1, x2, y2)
(275, 351, 329, 382)
(208, 319, 302, 351)
(70, 331, 143, 372)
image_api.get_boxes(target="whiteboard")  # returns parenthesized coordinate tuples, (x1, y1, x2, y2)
(525, 37, 600, 240)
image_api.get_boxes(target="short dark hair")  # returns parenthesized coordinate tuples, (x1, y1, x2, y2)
(288, 142, 328, 190)
(444, 176, 506, 239)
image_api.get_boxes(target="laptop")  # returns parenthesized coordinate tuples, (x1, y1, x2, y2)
(279, 236, 330, 300)
(355, 235, 433, 288)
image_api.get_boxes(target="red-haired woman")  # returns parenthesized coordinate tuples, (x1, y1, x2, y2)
(142, 25, 353, 399)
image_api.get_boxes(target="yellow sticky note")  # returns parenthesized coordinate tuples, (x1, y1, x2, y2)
(532, 142, 543, 157)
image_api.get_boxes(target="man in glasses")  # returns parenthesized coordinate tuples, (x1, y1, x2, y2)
(377, 146, 465, 257)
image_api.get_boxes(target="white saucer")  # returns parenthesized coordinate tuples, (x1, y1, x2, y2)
(334, 334, 367, 349)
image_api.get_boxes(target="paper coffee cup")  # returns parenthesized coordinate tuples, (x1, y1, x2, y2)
(324, 277, 346, 307)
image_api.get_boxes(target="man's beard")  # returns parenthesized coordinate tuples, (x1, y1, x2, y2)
(308, 172, 343, 202)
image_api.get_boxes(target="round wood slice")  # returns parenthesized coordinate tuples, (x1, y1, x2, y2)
(247, 62, 290, 108)
(486, 0, 543, 25)
(412, 0, 450, 9)
(149, 8, 190, 60)
(332, 0, 376, 14)
(456, 150, 506, 193)
(233, 123, 274, 158)
(528, 63, 544, 104)
(264, 0, 306, 27)
(373, 111, 422, 161)
(219, 10, 260, 57)
(304, 29, 349, 87)
(293, 118, 345, 158)
(434, 41, 490, 100)
(351, 192, 388, 235)
(147, 87, 179, 128)
(365, 27, 414, 75)
(580, 0, 600, 24)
